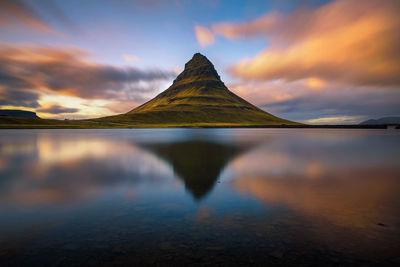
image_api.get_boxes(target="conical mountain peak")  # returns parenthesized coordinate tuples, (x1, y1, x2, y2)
(185, 53, 213, 69)
(100, 53, 298, 126)
(174, 53, 220, 83)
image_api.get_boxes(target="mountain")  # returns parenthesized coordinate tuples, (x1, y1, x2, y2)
(0, 109, 39, 118)
(360, 117, 400, 125)
(98, 53, 298, 126)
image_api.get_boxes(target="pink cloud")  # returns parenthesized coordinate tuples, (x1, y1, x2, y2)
(194, 25, 215, 47)
(210, 0, 400, 86)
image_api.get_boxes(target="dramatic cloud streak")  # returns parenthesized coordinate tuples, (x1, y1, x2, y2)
(37, 104, 79, 114)
(188, 0, 400, 123)
(0, 43, 176, 117)
(0, 44, 175, 98)
(229, 80, 400, 123)
(0, 0, 54, 32)
(0, 88, 39, 108)
(208, 0, 400, 86)
(1, 0, 398, 122)
(0, 0, 80, 34)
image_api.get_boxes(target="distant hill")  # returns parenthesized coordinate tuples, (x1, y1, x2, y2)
(0, 109, 39, 118)
(360, 117, 400, 125)
(97, 53, 298, 126)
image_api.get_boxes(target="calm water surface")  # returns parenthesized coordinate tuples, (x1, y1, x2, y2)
(0, 129, 399, 266)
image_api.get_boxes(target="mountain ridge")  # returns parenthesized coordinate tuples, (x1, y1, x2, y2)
(360, 117, 400, 125)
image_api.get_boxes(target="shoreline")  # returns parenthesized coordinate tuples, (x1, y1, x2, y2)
(0, 124, 396, 129)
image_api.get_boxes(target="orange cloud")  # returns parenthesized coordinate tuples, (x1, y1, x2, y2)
(194, 25, 215, 47)
(123, 54, 140, 63)
(211, 0, 400, 86)
(0, 43, 175, 117)
(306, 77, 326, 90)
(0, 0, 55, 33)
(4, 44, 173, 97)
(0, 0, 81, 35)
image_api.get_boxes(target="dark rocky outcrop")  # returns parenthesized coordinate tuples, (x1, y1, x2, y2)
(0, 109, 39, 118)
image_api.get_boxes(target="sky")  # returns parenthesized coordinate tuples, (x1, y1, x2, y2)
(0, 0, 399, 124)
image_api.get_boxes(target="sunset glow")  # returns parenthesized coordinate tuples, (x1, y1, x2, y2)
(0, 0, 399, 123)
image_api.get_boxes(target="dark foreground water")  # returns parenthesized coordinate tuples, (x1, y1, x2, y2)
(0, 129, 399, 266)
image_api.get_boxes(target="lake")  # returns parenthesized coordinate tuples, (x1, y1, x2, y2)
(0, 129, 399, 266)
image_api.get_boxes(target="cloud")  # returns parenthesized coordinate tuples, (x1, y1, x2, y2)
(37, 104, 79, 114)
(229, 80, 400, 124)
(303, 116, 365, 125)
(0, 0, 80, 35)
(0, 43, 176, 117)
(0, 87, 40, 108)
(123, 54, 140, 63)
(194, 25, 215, 47)
(0, 43, 176, 100)
(0, 0, 54, 32)
(210, 0, 400, 86)
(262, 87, 400, 123)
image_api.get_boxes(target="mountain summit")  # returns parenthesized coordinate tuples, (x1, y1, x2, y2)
(99, 53, 297, 126)
(173, 53, 220, 83)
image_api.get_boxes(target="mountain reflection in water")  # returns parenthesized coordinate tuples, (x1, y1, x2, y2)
(0, 129, 399, 266)
(141, 141, 251, 199)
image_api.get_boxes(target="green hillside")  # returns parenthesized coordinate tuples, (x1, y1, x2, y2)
(96, 53, 298, 126)
(0, 116, 125, 129)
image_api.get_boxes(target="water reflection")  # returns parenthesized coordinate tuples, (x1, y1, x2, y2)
(0, 132, 173, 205)
(0, 129, 399, 266)
(233, 169, 400, 227)
(142, 141, 250, 199)
(228, 131, 400, 227)
(0, 130, 261, 204)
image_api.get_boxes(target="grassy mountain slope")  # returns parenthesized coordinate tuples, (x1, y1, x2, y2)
(97, 53, 298, 126)
(0, 116, 130, 129)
